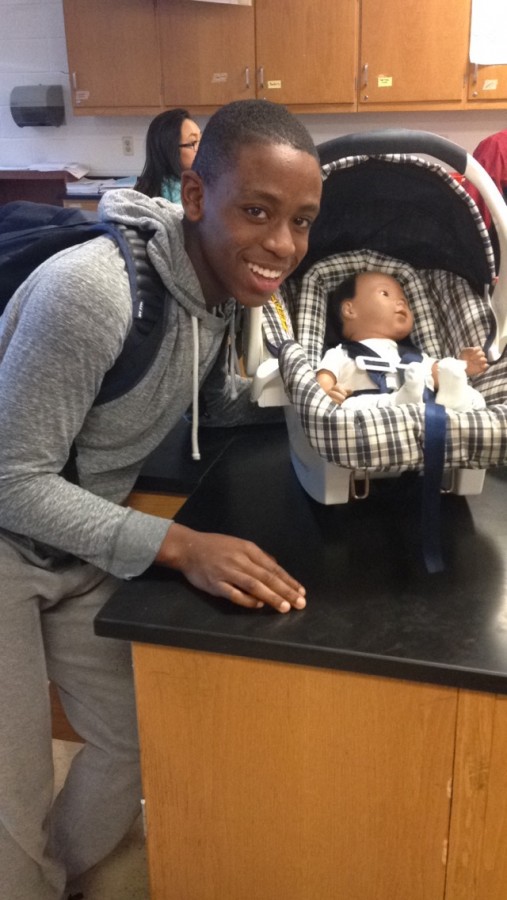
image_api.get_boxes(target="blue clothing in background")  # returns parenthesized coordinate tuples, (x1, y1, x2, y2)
(161, 175, 182, 203)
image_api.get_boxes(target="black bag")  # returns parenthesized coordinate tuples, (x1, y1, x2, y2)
(0, 201, 167, 405)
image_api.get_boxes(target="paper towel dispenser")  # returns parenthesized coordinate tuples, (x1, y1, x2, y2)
(10, 84, 65, 127)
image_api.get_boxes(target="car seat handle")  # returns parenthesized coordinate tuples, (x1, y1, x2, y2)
(318, 129, 467, 174)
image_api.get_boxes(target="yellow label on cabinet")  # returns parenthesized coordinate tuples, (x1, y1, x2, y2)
(377, 75, 393, 88)
(211, 73, 228, 83)
(267, 80, 282, 90)
(483, 79, 498, 91)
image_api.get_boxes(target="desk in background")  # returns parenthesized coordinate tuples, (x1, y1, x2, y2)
(62, 195, 101, 212)
(0, 171, 131, 212)
(0, 169, 74, 207)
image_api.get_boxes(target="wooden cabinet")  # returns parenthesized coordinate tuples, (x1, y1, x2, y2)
(133, 643, 507, 900)
(63, 0, 162, 114)
(252, 0, 357, 110)
(127, 490, 186, 520)
(158, 0, 357, 112)
(468, 63, 507, 105)
(158, 0, 255, 109)
(358, 0, 471, 110)
(62, 0, 507, 115)
(446, 691, 507, 900)
(134, 645, 456, 900)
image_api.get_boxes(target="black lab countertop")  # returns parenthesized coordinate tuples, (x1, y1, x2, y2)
(96, 423, 507, 694)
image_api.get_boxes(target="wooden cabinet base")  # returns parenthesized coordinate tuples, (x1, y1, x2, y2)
(133, 644, 456, 900)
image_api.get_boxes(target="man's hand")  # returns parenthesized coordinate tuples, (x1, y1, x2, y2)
(459, 346, 488, 375)
(155, 524, 306, 614)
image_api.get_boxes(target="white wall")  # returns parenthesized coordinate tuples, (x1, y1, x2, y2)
(0, 0, 506, 177)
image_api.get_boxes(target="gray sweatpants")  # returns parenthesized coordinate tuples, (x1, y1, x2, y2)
(0, 535, 142, 900)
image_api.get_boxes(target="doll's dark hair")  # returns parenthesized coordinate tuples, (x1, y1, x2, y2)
(324, 273, 359, 348)
(135, 108, 191, 197)
(193, 99, 319, 187)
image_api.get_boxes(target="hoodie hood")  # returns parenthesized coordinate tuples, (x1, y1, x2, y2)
(99, 188, 242, 460)
(99, 188, 210, 321)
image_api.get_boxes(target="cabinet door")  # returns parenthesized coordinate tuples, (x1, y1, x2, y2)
(134, 645, 456, 900)
(468, 64, 507, 103)
(446, 691, 507, 900)
(63, 0, 161, 112)
(254, 0, 357, 108)
(359, 0, 470, 108)
(158, 0, 255, 108)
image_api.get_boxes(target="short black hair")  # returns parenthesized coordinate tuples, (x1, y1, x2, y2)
(193, 99, 319, 186)
(135, 108, 191, 196)
(324, 274, 358, 347)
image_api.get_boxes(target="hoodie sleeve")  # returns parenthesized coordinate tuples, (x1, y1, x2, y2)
(0, 238, 171, 577)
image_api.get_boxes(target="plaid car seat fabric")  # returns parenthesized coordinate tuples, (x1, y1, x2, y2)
(262, 249, 507, 473)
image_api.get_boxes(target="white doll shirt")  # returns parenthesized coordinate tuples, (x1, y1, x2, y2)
(317, 338, 435, 394)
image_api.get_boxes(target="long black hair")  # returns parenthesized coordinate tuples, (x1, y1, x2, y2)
(135, 108, 190, 197)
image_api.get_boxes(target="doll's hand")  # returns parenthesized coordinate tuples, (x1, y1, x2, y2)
(326, 382, 352, 405)
(459, 347, 488, 375)
(316, 370, 352, 405)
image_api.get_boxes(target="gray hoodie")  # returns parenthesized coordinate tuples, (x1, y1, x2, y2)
(0, 190, 238, 577)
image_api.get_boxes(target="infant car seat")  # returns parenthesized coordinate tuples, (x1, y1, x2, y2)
(244, 130, 507, 510)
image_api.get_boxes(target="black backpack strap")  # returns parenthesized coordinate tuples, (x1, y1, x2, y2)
(93, 223, 168, 405)
(0, 203, 168, 479)
(0, 219, 108, 311)
(63, 223, 168, 482)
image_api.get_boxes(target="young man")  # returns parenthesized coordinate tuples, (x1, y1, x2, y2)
(0, 100, 322, 899)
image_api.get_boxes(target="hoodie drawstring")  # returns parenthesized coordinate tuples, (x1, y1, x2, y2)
(191, 307, 240, 462)
(228, 313, 239, 400)
(191, 315, 201, 460)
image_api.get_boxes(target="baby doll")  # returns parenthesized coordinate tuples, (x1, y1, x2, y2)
(316, 271, 488, 412)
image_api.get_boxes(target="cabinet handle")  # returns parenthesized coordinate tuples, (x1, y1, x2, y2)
(72, 71, 78, 90)
(361, 63, 369, 88)
(258, 66, 265, 90)
(245, 66, 250, 90)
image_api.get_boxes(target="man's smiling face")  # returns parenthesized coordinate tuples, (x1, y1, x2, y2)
(182, 141, 322, 309)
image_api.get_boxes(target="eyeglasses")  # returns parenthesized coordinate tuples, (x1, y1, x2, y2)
(179, 140, 200, 151)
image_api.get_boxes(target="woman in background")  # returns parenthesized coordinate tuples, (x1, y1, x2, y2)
(135, 108, 201, 203)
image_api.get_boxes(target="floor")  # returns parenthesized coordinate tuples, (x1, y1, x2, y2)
(53, 740, 150, 900)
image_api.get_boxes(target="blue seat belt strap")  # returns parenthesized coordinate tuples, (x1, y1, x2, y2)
(421, 401, 447, 573)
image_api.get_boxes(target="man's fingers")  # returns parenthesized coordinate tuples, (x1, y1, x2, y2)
(160, 525, 306, 612)
(225, 583, 301, 613)
(220, 560, 307, 613)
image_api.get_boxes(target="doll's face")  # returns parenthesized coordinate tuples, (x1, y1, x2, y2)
(342, 272, 414, 342)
